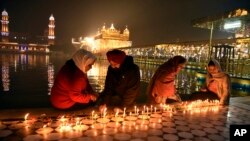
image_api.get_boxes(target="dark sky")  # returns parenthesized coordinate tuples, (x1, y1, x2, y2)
(0, 0, 249, 46)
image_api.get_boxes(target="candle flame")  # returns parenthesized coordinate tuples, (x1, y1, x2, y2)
(115, 111, 119, 117)
(24, 113, 29, 120)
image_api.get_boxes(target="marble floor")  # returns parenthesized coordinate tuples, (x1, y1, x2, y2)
(0, 97, 250, 141)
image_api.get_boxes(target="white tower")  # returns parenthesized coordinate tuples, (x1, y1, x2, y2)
(48, 14, 55, 45)
(1, 10, 9, 42)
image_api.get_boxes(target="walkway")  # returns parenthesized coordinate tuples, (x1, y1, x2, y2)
(0, 96, 250, 141)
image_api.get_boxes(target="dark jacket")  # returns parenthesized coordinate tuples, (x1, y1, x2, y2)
(50, 59, 93, 109)
(101, 56, 140, 108)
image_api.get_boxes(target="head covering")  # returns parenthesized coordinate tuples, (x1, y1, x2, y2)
(72, 49, 96, 73)
(159, 55, 186, 73)
(106, 49, 126, 64)
(171, 55, 187, 66)
(208, 59, 222, 72)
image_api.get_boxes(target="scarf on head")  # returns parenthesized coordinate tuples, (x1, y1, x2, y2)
(207, 59, 226, 78)
(72, 49, 96, 73)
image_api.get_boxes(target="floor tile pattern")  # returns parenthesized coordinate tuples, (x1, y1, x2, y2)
(0, 105, 250, 141)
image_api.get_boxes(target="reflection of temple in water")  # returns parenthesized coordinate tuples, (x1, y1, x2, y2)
(47, 64, 54, 95)
(1, 62, 10, 91)
(72, 23, 132, 55)
(0, 54, 52, 92)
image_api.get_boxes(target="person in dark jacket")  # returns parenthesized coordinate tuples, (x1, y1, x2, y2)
(50, 49, 98, 110)
(98, 49, 140, 111)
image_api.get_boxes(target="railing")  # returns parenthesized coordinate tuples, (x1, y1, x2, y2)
(114, 43, 250, 79)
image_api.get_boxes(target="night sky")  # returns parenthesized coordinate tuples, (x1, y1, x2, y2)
(0, 0, 249, 46)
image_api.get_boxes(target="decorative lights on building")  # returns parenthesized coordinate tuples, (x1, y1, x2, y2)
(48, 14, 55, 45)
(1, 10, 9, 42)
(224, 21, 242, 30)
(72, 23, 132, 54)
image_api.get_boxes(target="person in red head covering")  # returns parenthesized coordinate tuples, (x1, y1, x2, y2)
(50, 49, 98, 110)
(98, 49, 140, 111)
(106, 49, 126, 66)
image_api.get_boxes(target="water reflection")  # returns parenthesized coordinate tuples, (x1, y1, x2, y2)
(0, 53, 249, 108)
(87, 60, 109, 93)
(0, 53, 56, 108)
(47, 64, 54, 95)
(1, 62, 10, 91)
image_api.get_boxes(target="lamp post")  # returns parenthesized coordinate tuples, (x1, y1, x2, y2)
(208, 22, 214, 60)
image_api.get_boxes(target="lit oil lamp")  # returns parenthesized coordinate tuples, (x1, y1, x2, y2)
(97, 108, 110, 124)
(125, 112, 137, 121)
(23, 113, 36, 126)
(111, 110, 124, 122)
(0, 121, 6, 130)
(36, 125, 53, 134)
(73, 121, 89, 131)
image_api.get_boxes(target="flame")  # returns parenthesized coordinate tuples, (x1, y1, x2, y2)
(103, 108, 107, 118)
(115, 111, 119, 118)
(24, 113, 29, 120)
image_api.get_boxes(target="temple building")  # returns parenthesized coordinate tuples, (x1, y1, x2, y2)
(72, 23, 132, 54)
(0, 10, 55, 53)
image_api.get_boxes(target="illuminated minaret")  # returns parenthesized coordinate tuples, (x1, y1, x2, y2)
(1, 10, 9, 42)
(48, 14, 55, 45)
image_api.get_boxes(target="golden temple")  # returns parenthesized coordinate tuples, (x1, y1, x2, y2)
(72, 23, 132, 54)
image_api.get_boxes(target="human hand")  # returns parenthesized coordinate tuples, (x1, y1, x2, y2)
(90, 94, 97, 102)
(155, 96, 162, 104)
(200, 88, 207, 92)
(175, 94, 182, 102)
(152, 93, 156, 98)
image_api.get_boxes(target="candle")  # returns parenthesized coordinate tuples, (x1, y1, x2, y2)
(163, 103, 166, 111)
(24, 113, 30, 126)
(154, 107, 156, 113)
(73, 124, 89, 131)
(91, 111, 95, 123)
(56, 124, 72, 132)
(103, 108, 107, 118)
(94, 114, 97, 121)
(115, 110, 119, 118)
(151, 105, 153, 113)
(24, 113, 29, 121)
(134, 106, 137, 115)
(36, 125, 53, 134)
(123, 108, 126, 118)
(97, 118, 110, 124)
